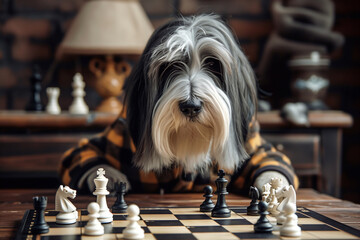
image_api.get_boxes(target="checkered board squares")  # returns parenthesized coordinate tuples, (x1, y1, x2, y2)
(16, 206, 360, 240)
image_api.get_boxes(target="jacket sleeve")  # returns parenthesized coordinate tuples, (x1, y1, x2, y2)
(229, 119, 299, 195)
(58, 117, 135, 189)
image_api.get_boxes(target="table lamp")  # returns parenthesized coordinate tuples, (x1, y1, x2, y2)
(56, 0, 154, 113)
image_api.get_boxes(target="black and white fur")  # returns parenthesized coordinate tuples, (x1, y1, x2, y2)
(124, 15, 257, 173)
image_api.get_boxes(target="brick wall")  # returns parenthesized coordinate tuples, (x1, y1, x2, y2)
(0, 0, 359, 202)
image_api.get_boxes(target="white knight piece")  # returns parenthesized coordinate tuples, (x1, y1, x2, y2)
(55, 185, 78, 224)
(278, 185, 301, 237)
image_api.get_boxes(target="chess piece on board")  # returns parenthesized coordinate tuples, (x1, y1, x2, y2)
(46, 87, 61, 115)
(262, 183, 271, 202)
(247, 186, 259, 216)
(84, 202, 104, 236)
(31, 196, 49, 234)
(254, 201, 273, 233)
(272, 177, 285, 203)
(123, 204, 144, 240)
(211, 170, 231, 218)
(55, 185, 78, 224)
(277, 185, 297, 226)
(280, 202, 301, 237)
(268, 178, 284, 215)
(200, 185, 215, 212)
(268, 188, 279, 215)
(69, 73, 89, 114)
(93, 168, 113, 223)
(112, 182, 128, 213)
(26, 65, 44, 112)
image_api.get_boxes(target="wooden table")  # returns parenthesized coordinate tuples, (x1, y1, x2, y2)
(0, 188, 359, 239)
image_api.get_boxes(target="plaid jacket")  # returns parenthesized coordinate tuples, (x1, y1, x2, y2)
(60, 116, 298, 194)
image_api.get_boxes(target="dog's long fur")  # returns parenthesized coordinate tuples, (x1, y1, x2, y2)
(123, 15, 257, 173)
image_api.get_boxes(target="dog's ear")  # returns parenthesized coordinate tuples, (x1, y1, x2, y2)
(233, 46, 258, 144)
(122, 53, 149, 147)
(123, 18, 186, 159)
(218, 19, 258, 165)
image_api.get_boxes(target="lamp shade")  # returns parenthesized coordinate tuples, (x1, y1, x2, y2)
(56, 0, 154, 58)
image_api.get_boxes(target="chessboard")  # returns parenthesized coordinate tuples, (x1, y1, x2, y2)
(16, 206, 360, 240)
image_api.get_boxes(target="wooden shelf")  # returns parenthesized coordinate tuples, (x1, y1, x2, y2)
(257, 110, 353, 128)
(0, 110, 118, 129)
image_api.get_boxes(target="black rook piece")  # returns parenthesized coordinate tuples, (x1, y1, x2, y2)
(31, 196, 49, 234)
(112, 182, 128, 213)
(254, 201, 273, 233)
(200, 185, 215, 212)
(247, 186, 260, 216)
(211, 170, 231, 218)
(26, 65, 44, 111)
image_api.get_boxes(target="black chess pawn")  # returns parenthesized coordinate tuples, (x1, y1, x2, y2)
(26, 65, 44, 112)
(247, 186, 260, 216)
(211, 169, 231, 218)
(200, 185, 215, 212)
(254, 201, 273, 233)
(112, 182, 128, 213)
(31, 196, 49, 234)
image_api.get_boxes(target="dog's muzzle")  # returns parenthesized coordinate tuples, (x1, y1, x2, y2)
(179, 98, 203, 118)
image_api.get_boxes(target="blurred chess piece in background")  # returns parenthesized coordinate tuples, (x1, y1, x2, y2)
(46, 87, 61, 115)
(26, 65, 44, 112)
(69, 73, 89, 115)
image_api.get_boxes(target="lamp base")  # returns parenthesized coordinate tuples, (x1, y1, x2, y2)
(96, 97, 123, 113)
(89, 55, 131, 114)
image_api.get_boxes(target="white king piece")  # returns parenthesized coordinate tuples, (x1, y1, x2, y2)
(93, 168, 113, 223)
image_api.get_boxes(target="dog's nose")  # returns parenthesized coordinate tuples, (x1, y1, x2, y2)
(179, 99, 202, 118)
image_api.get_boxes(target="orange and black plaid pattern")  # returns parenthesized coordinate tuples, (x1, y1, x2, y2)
(59, 117, 298, 194)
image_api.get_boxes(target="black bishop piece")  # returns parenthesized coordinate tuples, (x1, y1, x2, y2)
(112, 182, 128, 213)
(31, 196, 49, 234)
(247, 186, 260, 216)
(211, 169, 231, 218)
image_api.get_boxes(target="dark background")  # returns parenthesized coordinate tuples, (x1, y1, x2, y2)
(0, 0, 359, 203)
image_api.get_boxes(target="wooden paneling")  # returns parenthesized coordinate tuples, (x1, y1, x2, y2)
(262, 133, 320, 175)
(0, 134, 91, 172)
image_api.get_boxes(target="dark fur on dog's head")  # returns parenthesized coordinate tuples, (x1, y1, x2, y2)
(123, 15, 257, 173)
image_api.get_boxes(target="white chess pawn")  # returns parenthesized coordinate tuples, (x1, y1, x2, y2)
(69, 73, 89, 114)
(84, 202, 104, 236)
(123, 204, 144, 240)
(280, 202, 301, 237)
(46, 87, 61, 114)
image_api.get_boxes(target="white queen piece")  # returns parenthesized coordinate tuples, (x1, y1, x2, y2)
(93, 168, 113, 223)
